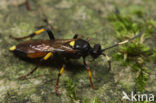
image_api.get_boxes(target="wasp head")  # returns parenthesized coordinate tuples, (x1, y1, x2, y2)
(90, 44, 102, 59)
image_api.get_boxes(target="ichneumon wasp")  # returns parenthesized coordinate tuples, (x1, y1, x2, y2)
(9, 26, 144, 95)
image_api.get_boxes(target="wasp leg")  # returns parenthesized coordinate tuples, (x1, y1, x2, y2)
(56, 64, 65, 95)
(18, 52, 53, 80)
(73, 34, 78, 39)
(103, 53, 111, 72)
(10, 28, 55, 41)
(83, 57, 96, 89)
(25, 0, 31, 11)
(18, 0, 31, 11)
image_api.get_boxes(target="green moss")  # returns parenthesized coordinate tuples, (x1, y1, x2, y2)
(109, 7, 155, 93)
(65, 77, 78, 102)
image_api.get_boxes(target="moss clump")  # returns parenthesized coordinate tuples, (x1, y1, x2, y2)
(109, 8, 155, 93)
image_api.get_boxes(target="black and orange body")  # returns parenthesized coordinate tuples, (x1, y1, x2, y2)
(13, 39, 79, 59)
(9, 27, 144, 95)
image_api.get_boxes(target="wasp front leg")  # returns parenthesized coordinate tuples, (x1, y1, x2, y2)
(10, 28, 55, 41)
(18, 52, 53, 80)
(103, 53, 111, 72)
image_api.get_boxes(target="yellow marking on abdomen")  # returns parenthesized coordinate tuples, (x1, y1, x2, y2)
(43, 52, 53, 60)
(9, 46, 16, 51)
(35, 28, 46, 35)
(69, 41, 75, 47)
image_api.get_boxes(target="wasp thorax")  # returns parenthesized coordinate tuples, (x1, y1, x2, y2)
(73, 39, 91, 52)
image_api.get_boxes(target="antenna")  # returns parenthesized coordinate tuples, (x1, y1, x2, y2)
(102, 29, 145, 51)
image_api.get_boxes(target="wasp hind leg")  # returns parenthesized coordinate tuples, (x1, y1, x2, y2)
(18, 52, 53, 80)
(25, 0, 31, 11)
(56, 64, 65, 95)
(10, 28, 55, 41)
